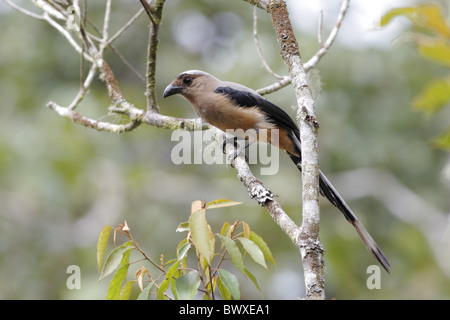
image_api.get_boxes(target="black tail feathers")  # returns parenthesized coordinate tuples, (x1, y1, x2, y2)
(289, 154, 390, 273)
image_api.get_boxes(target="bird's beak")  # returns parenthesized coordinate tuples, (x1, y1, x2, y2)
(163, 84, 183, 98)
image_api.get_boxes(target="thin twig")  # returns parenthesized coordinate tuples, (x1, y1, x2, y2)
(255, 0, 351, 95)
(4, 0, 45, 20)
(105, 7, 145, 48)
(243, 0, 269, 11)
(256, 76, 291, 95)
(317, 10, 324, 45)
(102, 0, 111, 42)
(99, 0, 111, 54)
(139, 0, 157, 25)
(304, 0, 350, 70)
(69, 62, 97, 110)
(124, 230, 166, 273)
(253, 6, 284, 79)
(82, 13, 146, 82)
(79, 0, 87, 98)
(47, 101, 142, 133)
(32, 0, 65, 19)
(43, 12, 94, 63)
(109, 44, 146, 83)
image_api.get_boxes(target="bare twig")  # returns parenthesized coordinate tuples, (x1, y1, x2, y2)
(43, 12, 94, 63)
(47, 101, 142, 133)
(109, 44, 146, 83)
(140, 0, 157, 25)
(243, 0, 270, 11)
(256, 76, 291, 95)
(69, 62, 97, 110)
(102, 0, 111, 44)
(304, 0, 350, 70)
(80, 9, 146, 82)
(105, 7, 145, 48)
(253, 7, 284, 79)
(254, 0, 350, 95)
(4, 0, 45, 20)
(32, 0, 65, 19)
(317, 10, 324, 45)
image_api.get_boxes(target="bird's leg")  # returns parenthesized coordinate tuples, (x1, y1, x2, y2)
(222, 137, 250, 164)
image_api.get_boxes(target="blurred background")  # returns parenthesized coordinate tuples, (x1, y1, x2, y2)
(0, 0, 449, 299)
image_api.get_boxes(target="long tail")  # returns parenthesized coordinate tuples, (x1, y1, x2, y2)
(288, 136, 390, 273)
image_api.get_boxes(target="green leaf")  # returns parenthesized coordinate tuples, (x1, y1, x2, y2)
(219, 222, 232, 237)
(218, 269, 240, 300)
(175, 270, 201, 300)
(413, 77, 450, 115)
(249, 231, 276, 267)
(242, 221, 250, 239)
(418, 39, 450, 66)
(106, 263, 130, 300)
(137, 280, 156, 300)
(237, 237, 267, 269)
(216, 275, 231, 300)
(171, 270, 179, 300)
(97, 225, 111, 274)
(244, 267, 261, 293)
(119, 281, 134, 300)
(206, 199, 243, 210)
(218, 235, 245, 275)
(176, 221, 190, 233)
(157, 260, 181, 300)
(380, 5, 450, 37)
(432, 128, 450, 150)
(379, 7, 417, 27)
(189, 208, 215, 264)
(99, 241, 133, 280)
(177, 242, 191, 261)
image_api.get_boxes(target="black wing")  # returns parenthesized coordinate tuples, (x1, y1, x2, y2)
(214, 86, 299, 135)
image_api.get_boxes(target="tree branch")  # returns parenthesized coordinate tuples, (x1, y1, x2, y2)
(267, 0, 324, 300)
(253, 7, 284, 79)
(220, 133, 302, 245)
(254, 0, 350, 96)
(142, 0, 166, 112)
(304, 0, 350, 70)
(8, 0, 351, 299)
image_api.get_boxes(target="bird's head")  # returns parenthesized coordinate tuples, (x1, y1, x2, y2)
(163, 70, 218, 100)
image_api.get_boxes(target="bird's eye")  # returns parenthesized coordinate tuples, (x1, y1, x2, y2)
(183, 77, 193, 86)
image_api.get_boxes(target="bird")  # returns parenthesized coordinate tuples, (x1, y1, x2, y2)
(163, 70, 390, 273)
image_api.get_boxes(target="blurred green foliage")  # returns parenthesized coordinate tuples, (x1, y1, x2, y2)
(381, 3, 450, 150)
(0, 0, 449, 300)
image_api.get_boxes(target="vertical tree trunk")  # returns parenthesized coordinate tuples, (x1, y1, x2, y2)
(267, 0, 325, 300)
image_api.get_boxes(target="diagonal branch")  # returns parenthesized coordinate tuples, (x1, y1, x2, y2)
(220, 133, 302, 245)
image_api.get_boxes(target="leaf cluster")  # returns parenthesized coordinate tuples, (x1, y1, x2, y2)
(381, 4, 450, 149)
(96, 199, 276, 300)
